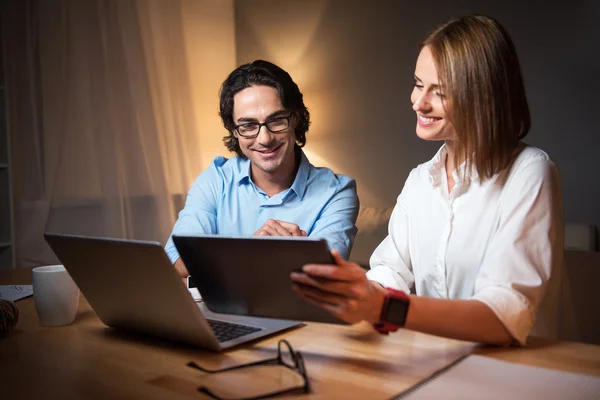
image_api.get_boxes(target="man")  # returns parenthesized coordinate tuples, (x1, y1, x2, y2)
(165, 60, 359, 278)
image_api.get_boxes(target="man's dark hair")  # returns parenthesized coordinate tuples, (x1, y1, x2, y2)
(219, 60, 310, 158)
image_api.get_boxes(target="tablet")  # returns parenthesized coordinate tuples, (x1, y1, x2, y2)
(173, 234, 349, 325)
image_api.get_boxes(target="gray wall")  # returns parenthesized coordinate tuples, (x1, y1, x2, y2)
(234, 0, 600, 239)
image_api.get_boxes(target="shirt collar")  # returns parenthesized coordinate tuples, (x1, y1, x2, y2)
(235, 148, 310, 200)
(456, 158, 479, 182)
(428, 144, 479, 187)
(236, 157, 252, 185)
(289, 149, 310, 201)
(428, 145, 447, 187)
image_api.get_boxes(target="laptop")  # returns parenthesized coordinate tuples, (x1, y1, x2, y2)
(43, 233, 301, 351)
(173, 234, 349, 325)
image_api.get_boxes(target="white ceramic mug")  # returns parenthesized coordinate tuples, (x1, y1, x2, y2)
(32, 265, 80, 327)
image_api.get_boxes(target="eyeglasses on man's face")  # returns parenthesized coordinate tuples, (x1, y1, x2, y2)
(233, 114, 293, 138)
(187, 339, 310, 400)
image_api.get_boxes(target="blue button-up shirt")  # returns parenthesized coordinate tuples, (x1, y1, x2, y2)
(165, 150, 359, 262)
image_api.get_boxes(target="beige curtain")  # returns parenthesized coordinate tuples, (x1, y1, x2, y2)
(4, 0, 227, 267)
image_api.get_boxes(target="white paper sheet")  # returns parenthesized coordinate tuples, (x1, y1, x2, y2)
(0, 285, 34, 302)
(399, 354, 600, 400)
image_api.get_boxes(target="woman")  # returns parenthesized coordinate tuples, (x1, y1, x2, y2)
(290, 14, 563, 346)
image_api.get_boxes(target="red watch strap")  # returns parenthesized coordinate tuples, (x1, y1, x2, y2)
(374, 288, 409, 335)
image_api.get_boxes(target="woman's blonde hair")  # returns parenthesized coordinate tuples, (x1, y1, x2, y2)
(422, 14, 530, 181)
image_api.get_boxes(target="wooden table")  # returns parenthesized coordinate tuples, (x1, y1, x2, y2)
(2, 267, 600, 399)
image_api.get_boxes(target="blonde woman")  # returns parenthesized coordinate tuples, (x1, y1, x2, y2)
(291, 14, 563, 346)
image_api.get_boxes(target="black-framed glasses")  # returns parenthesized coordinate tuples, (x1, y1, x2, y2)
(233, 114, 293, 138)
(187, 339, 310, 400)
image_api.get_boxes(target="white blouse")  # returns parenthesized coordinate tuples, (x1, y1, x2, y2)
(366, 143, 563, 345)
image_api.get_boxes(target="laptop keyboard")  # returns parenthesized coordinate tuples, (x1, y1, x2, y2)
(206, 318, 262, 342)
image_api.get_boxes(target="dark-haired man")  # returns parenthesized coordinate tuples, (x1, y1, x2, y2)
(165, 60, 359, 278)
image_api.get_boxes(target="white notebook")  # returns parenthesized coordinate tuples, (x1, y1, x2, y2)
(0, 285, 33, 302)
(398, 354, 600, 399)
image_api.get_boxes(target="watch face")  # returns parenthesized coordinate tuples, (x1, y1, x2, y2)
(386, 298, 409, 326)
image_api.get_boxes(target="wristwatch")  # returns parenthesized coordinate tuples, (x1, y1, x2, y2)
(374, 287, 410, 334)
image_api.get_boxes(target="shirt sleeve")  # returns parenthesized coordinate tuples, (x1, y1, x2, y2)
(164, 159, 223, 264)
(472, 159, 563, 345)
(308, 176, 359, 260)
(366, 172, 415, 294)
